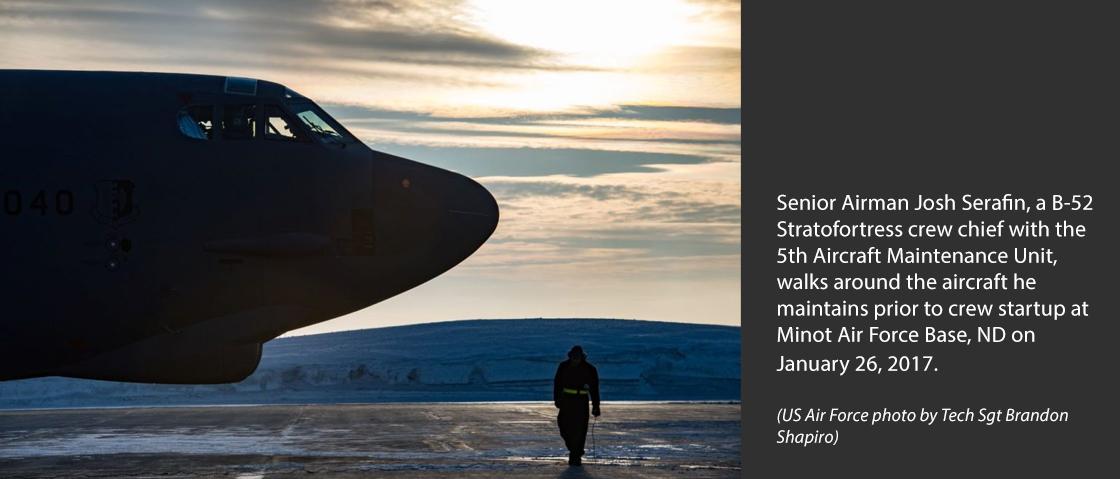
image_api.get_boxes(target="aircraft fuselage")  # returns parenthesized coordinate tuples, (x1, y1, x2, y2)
(0, 71, 498, 383)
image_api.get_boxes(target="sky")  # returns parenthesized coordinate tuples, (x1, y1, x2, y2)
(0, 0, 741, 332)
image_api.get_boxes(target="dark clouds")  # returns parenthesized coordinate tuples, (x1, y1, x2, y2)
(541, 230, 741, 257)
(485, 181, 740, 224)
(632, 200, 742, 224)
(363, 124, 739, 146)
(375, 145, 710, 177)
(327, 103, 742, 125)
(484, 181, 680, 201)
(613, 106, 741, 124)
(0, 0, 560, 71)
(324, 103, 740, 177)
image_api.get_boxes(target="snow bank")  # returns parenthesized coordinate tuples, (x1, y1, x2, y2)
(0, 319, 740, 409)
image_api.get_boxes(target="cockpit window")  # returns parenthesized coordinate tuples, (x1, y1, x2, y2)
(177, 105, 214, 140)
(224, 77, 258, 96)
(287, 103, 356, 145)
(223, 104, 256, 140)
(264, 105, 305, 141)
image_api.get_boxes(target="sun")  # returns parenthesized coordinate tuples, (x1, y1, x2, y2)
(469, 0, 705, 67)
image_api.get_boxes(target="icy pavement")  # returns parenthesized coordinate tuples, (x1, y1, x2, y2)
(0, 403, 740, 478)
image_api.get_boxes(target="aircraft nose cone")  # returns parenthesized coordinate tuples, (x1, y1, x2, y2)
(439, 173, 500, 255)
(371, 154, 498, 273)
(447, 173, 500, 223)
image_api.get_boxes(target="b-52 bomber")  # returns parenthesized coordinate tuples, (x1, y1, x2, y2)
(0, 71, 498, 384)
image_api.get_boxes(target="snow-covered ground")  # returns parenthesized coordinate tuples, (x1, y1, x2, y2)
(0, 319, 740, 409)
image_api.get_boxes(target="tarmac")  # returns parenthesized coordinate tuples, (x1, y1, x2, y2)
(0, 402, 740, 478)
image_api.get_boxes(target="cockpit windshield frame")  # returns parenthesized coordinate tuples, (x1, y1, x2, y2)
(285, 102, 359, 147)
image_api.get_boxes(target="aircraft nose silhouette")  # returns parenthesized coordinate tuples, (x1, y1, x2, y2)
(371, 154, 498, 274)
(432, 171, 499, 259)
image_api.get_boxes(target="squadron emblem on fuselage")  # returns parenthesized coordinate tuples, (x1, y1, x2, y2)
(91, 180, 140, 228)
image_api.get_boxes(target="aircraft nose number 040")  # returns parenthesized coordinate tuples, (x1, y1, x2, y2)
(3, 189, 74, 216)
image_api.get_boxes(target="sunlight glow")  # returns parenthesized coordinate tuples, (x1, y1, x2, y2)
(470, 0, 706, 67)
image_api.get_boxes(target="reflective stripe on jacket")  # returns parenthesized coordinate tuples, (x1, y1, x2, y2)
(553, 359, 600, 407)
